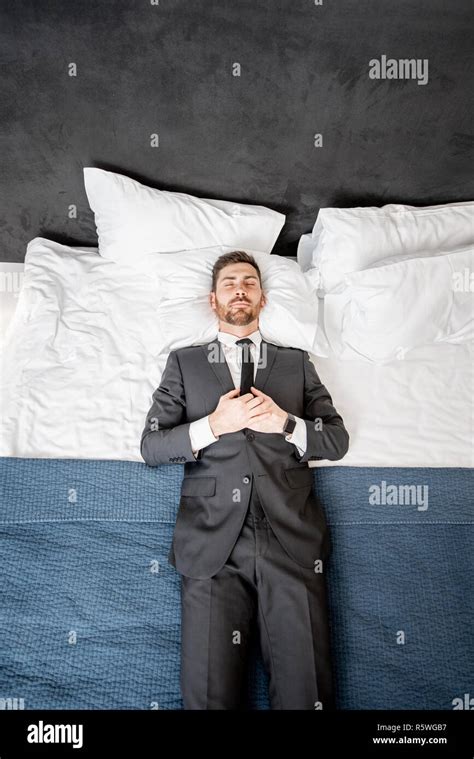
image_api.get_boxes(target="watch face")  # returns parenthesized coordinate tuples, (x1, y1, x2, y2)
(284, 415, 296, 435)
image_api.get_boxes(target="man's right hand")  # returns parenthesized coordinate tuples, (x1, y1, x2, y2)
(209, 388, 268, 437)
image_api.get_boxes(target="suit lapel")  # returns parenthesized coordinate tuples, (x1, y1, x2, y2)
(201, 340, 235, 393)
(254, 340, 277, 392)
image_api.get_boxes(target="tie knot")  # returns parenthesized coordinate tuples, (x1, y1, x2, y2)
(236, 338, 253, 347)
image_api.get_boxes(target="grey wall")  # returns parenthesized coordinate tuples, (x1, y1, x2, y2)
(1, 0, 472, 261)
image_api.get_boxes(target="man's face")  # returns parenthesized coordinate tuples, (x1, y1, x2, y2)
(210, 262, 265, 326)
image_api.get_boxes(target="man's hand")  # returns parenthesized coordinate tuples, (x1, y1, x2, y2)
(209, 388, 269, 437)
(246, 387, 287, 434)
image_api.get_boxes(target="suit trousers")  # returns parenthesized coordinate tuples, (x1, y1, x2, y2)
(179, 476, 335, 710)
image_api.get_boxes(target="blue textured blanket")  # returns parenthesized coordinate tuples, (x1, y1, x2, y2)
(0, 458, 472, 710)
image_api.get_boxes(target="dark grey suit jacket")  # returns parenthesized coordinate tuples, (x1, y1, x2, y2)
(140, 340, 349, 579)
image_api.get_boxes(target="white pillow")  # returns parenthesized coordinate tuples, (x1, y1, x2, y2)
(301, 201, 474, 292)
(323, 244, 474, 364)
(141, 246, 328, 356)
(84, 168, 286, 262)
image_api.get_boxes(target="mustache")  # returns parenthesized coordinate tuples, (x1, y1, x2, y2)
(230, 298, 251, 305)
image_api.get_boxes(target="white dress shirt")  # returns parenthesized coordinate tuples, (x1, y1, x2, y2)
(188, 329, 307, 457)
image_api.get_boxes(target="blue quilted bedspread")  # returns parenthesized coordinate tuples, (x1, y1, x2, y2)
(0, 458, 472, 710)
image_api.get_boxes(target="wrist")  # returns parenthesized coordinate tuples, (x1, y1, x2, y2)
(208, 412, 222, 438)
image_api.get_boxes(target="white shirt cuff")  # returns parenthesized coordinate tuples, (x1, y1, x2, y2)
(285, 415, 307, 456)
(189, 416, 219, 457)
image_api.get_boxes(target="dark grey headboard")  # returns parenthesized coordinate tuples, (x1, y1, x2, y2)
(1, 0, 472, 261)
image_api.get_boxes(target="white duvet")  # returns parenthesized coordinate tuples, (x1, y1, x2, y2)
(0, 243, 169, 461)
(0, 242, 472, 467)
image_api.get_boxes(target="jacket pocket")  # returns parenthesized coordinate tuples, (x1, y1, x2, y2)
(284, 466, 314, 489)
(181, 476, 216, 497)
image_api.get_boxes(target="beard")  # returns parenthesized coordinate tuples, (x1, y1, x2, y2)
(214, 297, 260, 326)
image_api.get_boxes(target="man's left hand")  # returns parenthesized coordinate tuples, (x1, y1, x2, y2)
(246, 387, 287, 434)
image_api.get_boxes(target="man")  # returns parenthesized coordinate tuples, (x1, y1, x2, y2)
(140, 250, 349, 710)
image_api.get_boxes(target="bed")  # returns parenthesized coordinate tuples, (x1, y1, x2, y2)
(1, 250, 472, 710)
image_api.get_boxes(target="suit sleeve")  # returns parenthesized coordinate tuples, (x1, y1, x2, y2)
(140, 351, 197, 466)
(297, 351, 350, 463)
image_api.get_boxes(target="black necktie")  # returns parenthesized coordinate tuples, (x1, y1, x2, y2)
(236, 338, 254, 395)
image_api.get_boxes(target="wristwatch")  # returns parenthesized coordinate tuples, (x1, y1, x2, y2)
(282, 413, 296, 437)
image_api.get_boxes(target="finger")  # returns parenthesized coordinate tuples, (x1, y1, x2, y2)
(250, 386, 265, 398)
(239, 392, 255, 402)
(249, 401, 269, 415)
(246, 396, 264, 409)
(248, 410, 270, 420)
(225, 388, 241, 398)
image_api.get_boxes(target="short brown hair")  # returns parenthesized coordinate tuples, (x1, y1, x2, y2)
(211, 250, 262, 292)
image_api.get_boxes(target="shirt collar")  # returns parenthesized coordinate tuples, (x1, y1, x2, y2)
(217, 329, 262, 348)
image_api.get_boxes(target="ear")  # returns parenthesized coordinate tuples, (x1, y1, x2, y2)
(209, 291, 216, 311)
(260, 291, 266, 309)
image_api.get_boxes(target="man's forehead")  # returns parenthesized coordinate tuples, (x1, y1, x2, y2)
(219, 264, 259, 280)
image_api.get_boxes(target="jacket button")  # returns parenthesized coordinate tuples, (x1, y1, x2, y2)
(246, 432, 255, 442)
(242, 476, 250, 485)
